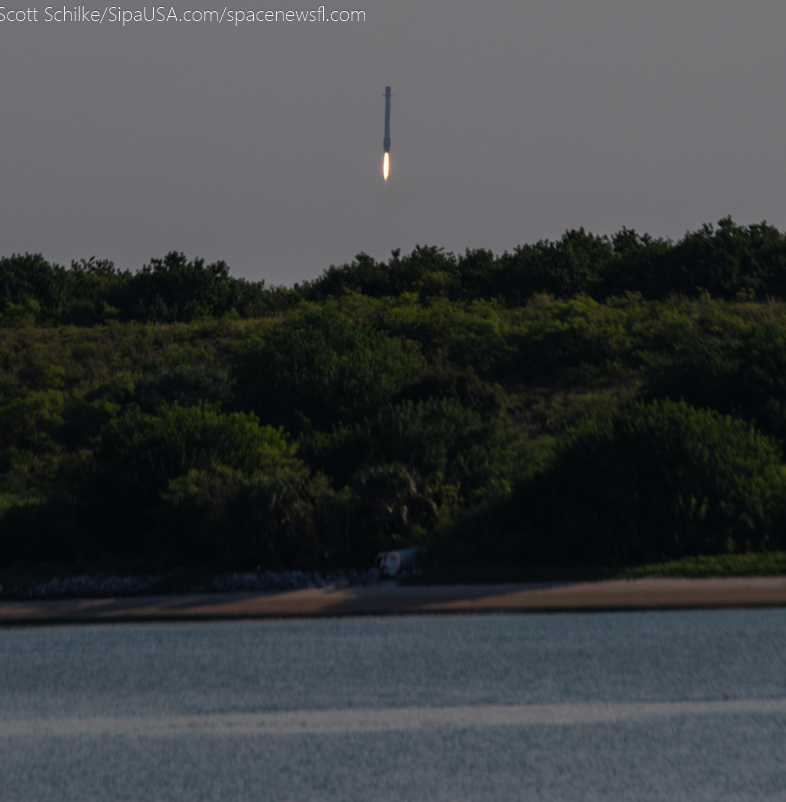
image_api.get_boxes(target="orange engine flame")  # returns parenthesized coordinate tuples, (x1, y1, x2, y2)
(383, 151, 390, 181)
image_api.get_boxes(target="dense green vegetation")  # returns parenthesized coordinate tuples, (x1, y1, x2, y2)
(4, 217, 786, 580)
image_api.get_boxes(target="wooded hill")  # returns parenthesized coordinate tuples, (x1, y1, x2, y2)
(3, 218, 786, 577)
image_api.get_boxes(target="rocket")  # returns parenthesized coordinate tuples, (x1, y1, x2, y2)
(383, 86, 391, 153)
(382, 86, 391, 180)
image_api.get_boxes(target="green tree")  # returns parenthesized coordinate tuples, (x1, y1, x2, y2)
(510, 400, 786, 565)
(232, 298, 427, 431)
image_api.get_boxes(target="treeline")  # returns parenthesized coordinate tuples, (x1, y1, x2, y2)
(5, 218, 786, 328)
(0, 252, 291, 327)
(309, 218, 786, 304)
(4, 219, 786, 578)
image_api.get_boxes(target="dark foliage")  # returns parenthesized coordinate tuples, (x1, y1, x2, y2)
(647, 324, 786, 443)
(0, 252, 288, 326)
(7, 221, 786, 577)
(135, 366, 231, 412)
(232, 300, 427, 431)
(305, 218, 786, 305)
(446, 401, 786, 567)
(6, 219, 786, 331)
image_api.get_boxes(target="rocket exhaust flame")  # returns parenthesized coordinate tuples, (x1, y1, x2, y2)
(382, 86, 391, 181)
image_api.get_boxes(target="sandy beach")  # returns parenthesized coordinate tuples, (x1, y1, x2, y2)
(1, 576, 786, 626)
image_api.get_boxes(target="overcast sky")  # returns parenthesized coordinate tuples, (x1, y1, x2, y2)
(2, 0, 786, 283)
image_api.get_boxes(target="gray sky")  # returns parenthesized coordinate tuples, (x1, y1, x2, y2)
(2, 0, 786, 283)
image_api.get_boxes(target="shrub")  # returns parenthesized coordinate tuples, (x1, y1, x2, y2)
(232, 299, 427, 431)
(86, 403, 304, 555)
(647, 324, 786, 442)
(302, 398, 525, 545)
(134, 366, 231, 412)
(160, 464, 326, 569)
(454, 400, 786, 567)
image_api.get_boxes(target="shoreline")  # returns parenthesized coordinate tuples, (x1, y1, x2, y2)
(2, 576, 786, 626)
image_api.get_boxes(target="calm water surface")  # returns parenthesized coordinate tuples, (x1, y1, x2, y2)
(0, 609, 784, 800)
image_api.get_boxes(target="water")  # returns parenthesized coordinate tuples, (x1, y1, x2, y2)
(0, 609, 784, 800)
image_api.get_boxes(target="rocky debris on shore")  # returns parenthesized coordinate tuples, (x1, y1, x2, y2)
(0, 569, 381, 600)
(210, 569, 380, 592)
(3, 574, 156, 600)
